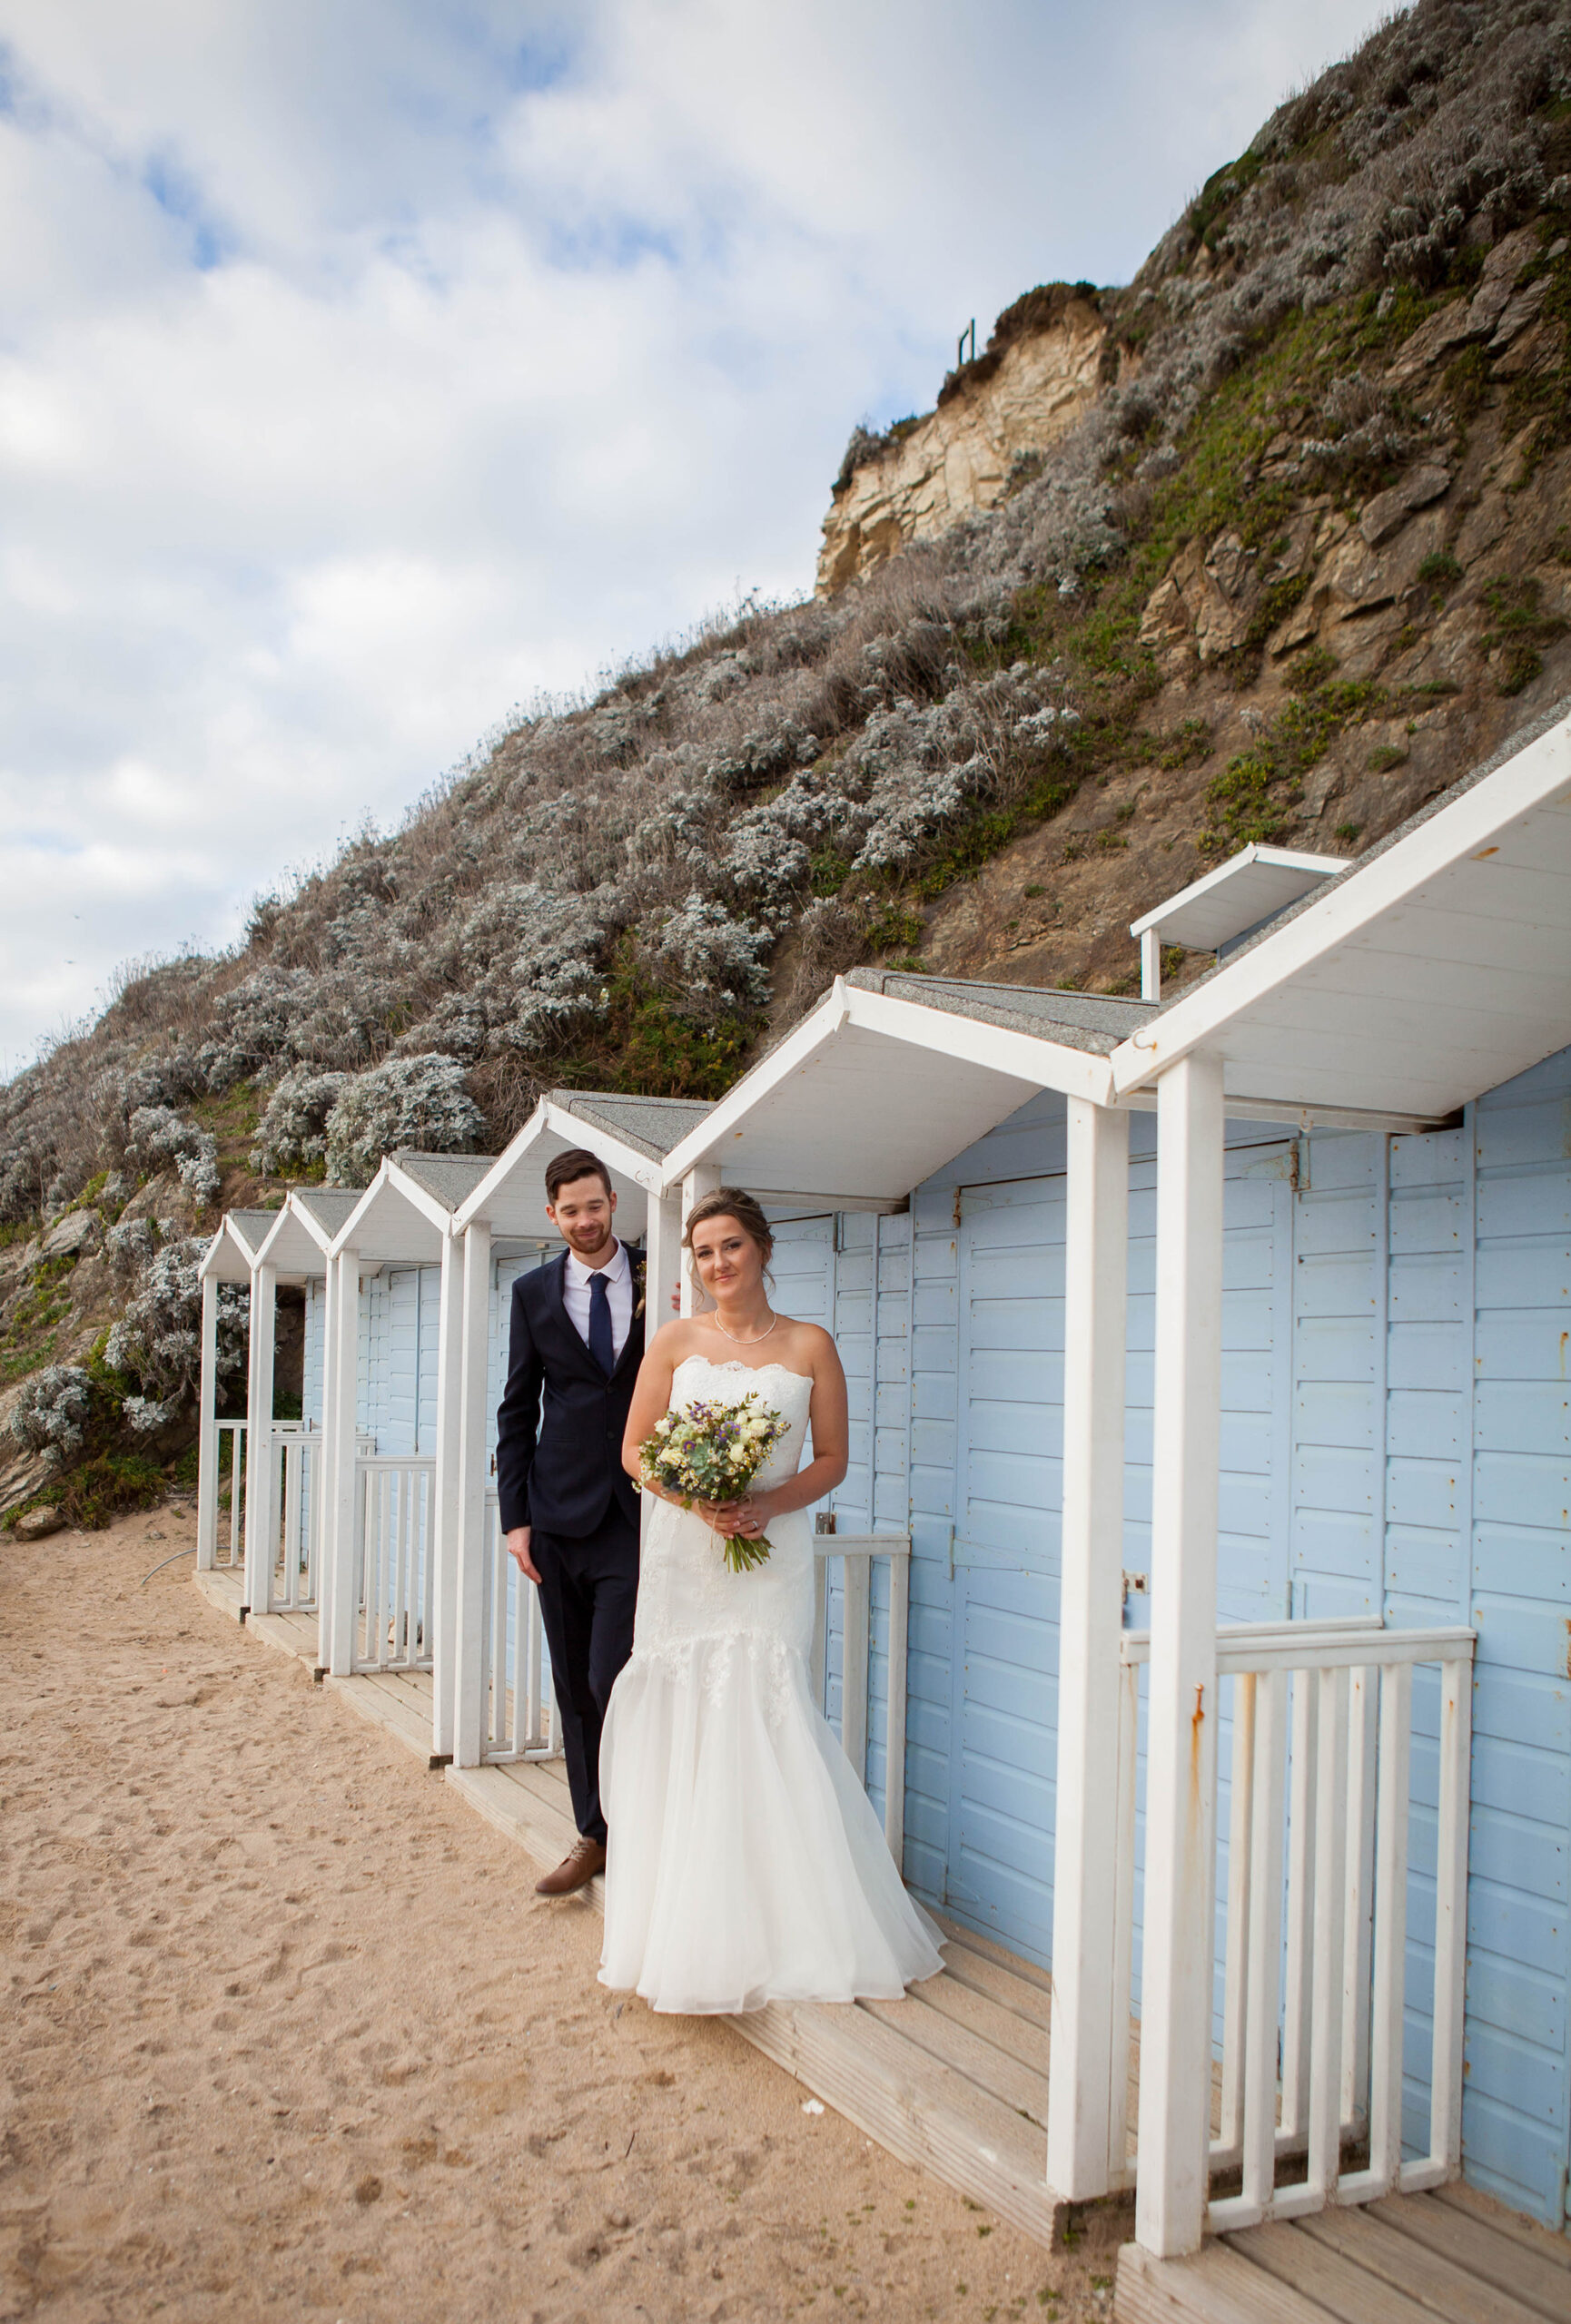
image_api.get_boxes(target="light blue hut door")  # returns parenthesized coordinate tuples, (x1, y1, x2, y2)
(946, 1174, 1068, 1958)
(945, 1145, 1294, 1966)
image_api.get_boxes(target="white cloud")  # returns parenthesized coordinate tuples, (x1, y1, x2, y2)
(0, 0, 1387, 1072)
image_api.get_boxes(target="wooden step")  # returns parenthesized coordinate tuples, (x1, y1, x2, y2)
(1433, 2182, 1571, 2274)
(1368, 2193, 1571, 2324)
(1240, 2219, 1465, 2324)
(1116, 2238, 1336, 2324)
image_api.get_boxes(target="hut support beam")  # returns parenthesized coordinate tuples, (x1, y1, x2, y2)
(452, 1222, 492, 1768)
(430, 1230, 464, 1761)
(243, 1261, 277, 1614)
(323, 1252, 361, 1676)
(195, 1274, 219, 1571)
(1134, 1050, 1225, 2259)
(1046, 1098, 1130, 2200)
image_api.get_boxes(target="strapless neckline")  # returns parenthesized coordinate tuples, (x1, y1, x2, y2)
(673, 1353, 814, 1389)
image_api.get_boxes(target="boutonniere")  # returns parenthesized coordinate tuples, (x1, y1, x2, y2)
(632, 1257, 647, 1321)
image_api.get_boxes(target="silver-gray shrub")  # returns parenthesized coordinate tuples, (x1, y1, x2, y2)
(458, 882, 618, 1049)
(104, 1236, 248, 1431)
(251, 1068, 351, 1175)
(7, 1365, 93, 1468)
(124, 1106, 221, 1206)
(322, 1052, 485, 1187)
(639, 895, 773, 1013)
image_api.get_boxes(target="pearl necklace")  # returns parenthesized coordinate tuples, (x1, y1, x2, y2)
(711, 1306, 778, 1346)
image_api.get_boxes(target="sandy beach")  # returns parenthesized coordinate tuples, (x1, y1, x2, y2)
(1, 1505, 1112, 2322)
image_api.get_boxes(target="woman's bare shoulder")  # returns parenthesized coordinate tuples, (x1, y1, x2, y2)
(775, 1316, 841, 1368)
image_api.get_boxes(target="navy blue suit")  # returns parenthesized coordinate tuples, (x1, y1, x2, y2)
(495, 1247, 644, 1843)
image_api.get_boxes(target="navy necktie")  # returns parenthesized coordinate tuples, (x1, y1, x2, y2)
(588, 1268, 615, 1376)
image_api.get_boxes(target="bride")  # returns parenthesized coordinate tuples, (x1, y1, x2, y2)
(598, 1186, 944, 2014)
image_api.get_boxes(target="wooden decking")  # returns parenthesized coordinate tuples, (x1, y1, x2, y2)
(1115, 2182, 1571, 2322)
(191, 1565, 1084, 2248)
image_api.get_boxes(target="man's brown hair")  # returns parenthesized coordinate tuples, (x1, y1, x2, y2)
(545, 1147, 613, 1204)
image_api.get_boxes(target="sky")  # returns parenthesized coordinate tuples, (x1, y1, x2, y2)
(0, 0, 1391, 1075)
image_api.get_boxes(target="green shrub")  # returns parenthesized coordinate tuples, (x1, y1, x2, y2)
(1367, 744, 1407, 772)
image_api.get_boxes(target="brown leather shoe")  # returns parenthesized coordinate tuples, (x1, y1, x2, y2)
(534, 1837, 606, 1896)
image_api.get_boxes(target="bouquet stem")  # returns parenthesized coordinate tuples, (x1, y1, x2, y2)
(722, 1530, 773, 1574)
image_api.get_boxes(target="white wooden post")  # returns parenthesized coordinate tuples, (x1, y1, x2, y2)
(678, 1164, 722, 1317)
(314, 1247, 341, 1668)
(324, 1250, 362, 1677)
(243, 1261, 277, 1614)
(451, 1221, 492, 1768)
(644, 1188, 684, 1340)
(195, 1272, 219, 1571)
(1134, 1049, 1225, 2260)
(429, 1227, 465, 1761)
(1047, 1098, 1130, 2201)
(1141, 928, 1161, 1002)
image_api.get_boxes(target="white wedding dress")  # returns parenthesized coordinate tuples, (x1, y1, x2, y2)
(598, 1354, 944, 2014)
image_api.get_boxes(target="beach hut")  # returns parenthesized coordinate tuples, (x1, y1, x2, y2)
(195, 1207, 278, 1580)
(445, 1089, 713, 1773)
(654, 698, 1571, 2253)
(242, 1188, 362, 1623)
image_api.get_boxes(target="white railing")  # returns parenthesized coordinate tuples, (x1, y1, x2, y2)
(810, 1531, 911, 1862)
(351, 1456, 435, 1673)
(1113, 1617, 1475, 2227)
(265, 1423, 320, 1611)
(202, 1418, 247, 1570)
(480, 1492, 560, 1763)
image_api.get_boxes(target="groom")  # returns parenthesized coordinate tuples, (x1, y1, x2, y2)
(495, 1147, 645, 1896)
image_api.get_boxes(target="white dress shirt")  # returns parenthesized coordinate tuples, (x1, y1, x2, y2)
(562, 1237, 635, 1363)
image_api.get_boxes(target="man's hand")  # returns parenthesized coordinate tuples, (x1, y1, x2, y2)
(506, 1525, 541, 1584)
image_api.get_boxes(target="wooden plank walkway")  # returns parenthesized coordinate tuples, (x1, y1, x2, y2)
(190, 1567, 1086, 2249)
(1115, 2183, 1570, 2323)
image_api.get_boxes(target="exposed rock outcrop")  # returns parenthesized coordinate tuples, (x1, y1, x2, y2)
(817, 289, 1107, 593)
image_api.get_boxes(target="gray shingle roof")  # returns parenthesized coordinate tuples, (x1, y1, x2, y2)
(391, 1152, 501, 1209)
(847, 968, 1159, 1054)
(550, 1089, 714, 1162)
(292, 1188, 361, 1232)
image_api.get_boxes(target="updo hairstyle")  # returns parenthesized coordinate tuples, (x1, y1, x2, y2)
(682, 1187, 774, 1285)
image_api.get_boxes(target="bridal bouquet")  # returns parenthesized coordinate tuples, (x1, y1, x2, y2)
(637, 1393, 790, 1573)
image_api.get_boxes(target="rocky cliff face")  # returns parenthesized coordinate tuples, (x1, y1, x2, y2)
(817, 288, 1108, 592)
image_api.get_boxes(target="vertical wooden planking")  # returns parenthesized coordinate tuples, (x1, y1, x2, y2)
(1048, 1097, 1131, 2201)
(1368, 1659, 1412, 2194)
(1135, 1049, 1225, 2260)
(842, 1554, 871, 1783)
(244, 1263, 278, 1614)
(324, 1255, 362, 1676)
(1280, 1671, 1319, 2143)
(451, 1224, 492, 1766)
(1341, 1663, 1378, 2130)
(196, 1275, 219, 1571)
(1107, 1660, 1141, 2186)
(1242, 1669, 1289, 2221)
(430, 1233, 464, 1757)
(1308, 1665, 1350, 2203)
(884, 1550, 910, 1861)
(1217, 1670, 1257, 2164)
(1423, 1652, 1472, 2183)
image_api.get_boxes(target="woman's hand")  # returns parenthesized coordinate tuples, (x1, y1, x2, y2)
(702, 1491, 776, 1538)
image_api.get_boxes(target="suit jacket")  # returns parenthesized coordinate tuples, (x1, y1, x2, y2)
(494, 1246, 646, 1538)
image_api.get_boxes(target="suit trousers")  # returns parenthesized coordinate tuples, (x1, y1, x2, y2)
(531, 1503, 640, 1845)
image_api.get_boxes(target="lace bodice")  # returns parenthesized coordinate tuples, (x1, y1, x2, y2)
(632, 1355, 817, 1690)
(668, 1354, 814, 1492)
